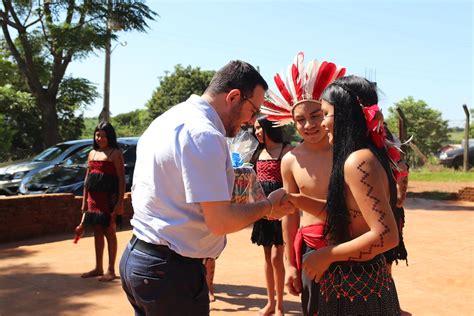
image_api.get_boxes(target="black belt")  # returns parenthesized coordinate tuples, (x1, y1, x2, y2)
(130, 235, 205, 265)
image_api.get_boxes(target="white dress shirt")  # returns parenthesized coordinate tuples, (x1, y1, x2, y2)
(131, 95, 235, 259)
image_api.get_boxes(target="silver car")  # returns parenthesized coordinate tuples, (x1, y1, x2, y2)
(0, 139, 93, 195)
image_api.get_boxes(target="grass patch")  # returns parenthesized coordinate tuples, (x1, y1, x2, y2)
(407, 191, 458, 200)
(410, 168, 474, 182)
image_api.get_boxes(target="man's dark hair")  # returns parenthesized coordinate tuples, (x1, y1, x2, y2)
(93, 121, 119, 150)
(321, 75, 396, 243)
(205, 60, 268, 98)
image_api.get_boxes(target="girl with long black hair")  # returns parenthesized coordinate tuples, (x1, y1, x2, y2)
(250, 117, 293, 316)
(79, 121, 125, 282)
(302, 76, 401, 315)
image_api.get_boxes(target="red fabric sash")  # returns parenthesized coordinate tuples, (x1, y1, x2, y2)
(294, 223, 327, 271)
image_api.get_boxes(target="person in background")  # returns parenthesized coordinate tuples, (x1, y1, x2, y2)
(80, 121, 125, 282)
(204, 258, 216, 302)
(250, 117, 293, 316)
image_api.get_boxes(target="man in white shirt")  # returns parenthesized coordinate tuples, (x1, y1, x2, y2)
(119, 60, 293, 315)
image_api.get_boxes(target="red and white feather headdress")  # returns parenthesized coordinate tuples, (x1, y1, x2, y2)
(261, 52, 346, 126)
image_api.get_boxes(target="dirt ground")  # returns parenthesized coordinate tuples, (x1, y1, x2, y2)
(408, 181, 472, 193)
(1, 195, 473, 316)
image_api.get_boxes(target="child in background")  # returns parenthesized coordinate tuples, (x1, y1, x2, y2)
(79, 121, 125, 282)
(250, 117, 293, 316)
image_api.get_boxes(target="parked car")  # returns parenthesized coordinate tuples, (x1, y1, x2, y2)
(0, 139, 93, 195)
(439, 145, 474, 169)
(19, 137, 138, 196)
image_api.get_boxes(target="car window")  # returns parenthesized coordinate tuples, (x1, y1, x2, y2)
(33, 144, 72, 162)
(65, 144, 89, 159)
(63, 146, 92, 166)
(123, 146, 137, 164)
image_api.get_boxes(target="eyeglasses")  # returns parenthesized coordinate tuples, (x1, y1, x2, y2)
(242, 97, 261, 119)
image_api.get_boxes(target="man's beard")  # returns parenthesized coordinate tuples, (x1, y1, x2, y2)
(225, 102, 244, 137)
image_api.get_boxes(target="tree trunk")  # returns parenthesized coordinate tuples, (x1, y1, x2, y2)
(38, 95, 60, 148)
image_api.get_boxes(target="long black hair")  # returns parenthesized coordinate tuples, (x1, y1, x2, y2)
(321, 76, 397, 243)
(249, 117, 286, 165)
(93, 121, 119, 150)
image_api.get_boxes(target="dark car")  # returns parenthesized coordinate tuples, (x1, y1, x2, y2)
(0, 139, 93, 195)
(19, 137, 138, 195)
(438, 145, 474, 169)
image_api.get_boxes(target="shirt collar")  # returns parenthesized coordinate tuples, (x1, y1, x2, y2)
(187, 94, 226, 135)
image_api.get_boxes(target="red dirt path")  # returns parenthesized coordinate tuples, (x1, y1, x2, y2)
(0, 197, 472, 315)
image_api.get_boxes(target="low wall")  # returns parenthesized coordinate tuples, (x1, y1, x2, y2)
(0, 193, 133, 243)
(458, 187, 474, 202)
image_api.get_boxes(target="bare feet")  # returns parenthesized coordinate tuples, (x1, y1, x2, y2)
(209, 292, 216, 302)
(81, 269, 103, 278)
(257, 303, 275, 316)
(99, 271, 116, 282)
(274, 308, 284, 316)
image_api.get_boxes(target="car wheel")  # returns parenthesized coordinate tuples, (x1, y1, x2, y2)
(452, 157, 463, 169)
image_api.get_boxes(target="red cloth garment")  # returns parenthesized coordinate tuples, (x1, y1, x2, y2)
(87, 160, 118, 214)
(255, 160, 283, 184)
(294, 223, 327, 271)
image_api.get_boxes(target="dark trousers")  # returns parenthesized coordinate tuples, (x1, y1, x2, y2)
(301, 242, 320, 316)
(119, 237, 209, 316)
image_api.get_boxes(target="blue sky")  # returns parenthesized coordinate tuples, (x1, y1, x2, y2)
(68, 0, 473, 127)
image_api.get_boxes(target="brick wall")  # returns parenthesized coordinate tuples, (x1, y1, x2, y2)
(458, 187, 474, 202)
(0, 193, 133, 243)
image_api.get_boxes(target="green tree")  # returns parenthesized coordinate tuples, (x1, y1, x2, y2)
(112, 108, 150, 137)
(0, 84, 40, 160)
(147, 65, 215, 119)
(0, 1, 156, 148)
(0, 45, 99, 161)
(386, 96, 449, 165)
(81, 109, 150, 140)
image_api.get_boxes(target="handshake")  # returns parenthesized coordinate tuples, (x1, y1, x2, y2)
(264, 188, 295, 220)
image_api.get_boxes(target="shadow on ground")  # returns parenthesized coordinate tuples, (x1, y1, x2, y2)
(0, 227, 133, 249)
(406, 197, 474, 211)
(211, 283, 302, 314)
(0, 249, 122, 316)
(407, 191, 458, 201)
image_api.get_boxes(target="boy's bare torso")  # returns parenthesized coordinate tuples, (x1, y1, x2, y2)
(284, 142, 332, 227)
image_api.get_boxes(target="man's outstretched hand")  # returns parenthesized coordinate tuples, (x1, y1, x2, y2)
(267, 188, 295, 220)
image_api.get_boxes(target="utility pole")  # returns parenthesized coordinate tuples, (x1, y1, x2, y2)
(99, 0, 114, 123)
(396, 107, 407, 155)
(462, 104, 470, 171)
(99, 0, 112, 122)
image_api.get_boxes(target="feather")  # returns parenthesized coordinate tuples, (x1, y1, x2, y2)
(330, 66, 346, 82)
(292, 64, 303, 101)
(312, 62, 337, 100)
(286, 64, 296, 101)
(274, 73, 293, 105)
(305, 59, 320, 100)
(267, 89, 291, 111)
(262, 100, 291, 113)
(335, 67, 346, 79)
(294, 52, 305, 100)
(266, 115, 294, 126)
(265, 114, 293, 121)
